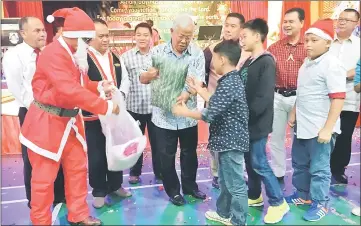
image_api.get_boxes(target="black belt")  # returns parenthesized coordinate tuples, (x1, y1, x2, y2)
(275, 88, 297, 97)
(33, 100, 79, 117)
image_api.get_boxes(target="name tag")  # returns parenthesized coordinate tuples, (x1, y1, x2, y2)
(114, 63, 121, 67)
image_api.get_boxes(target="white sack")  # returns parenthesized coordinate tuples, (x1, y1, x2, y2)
(99, 89, 147, 171)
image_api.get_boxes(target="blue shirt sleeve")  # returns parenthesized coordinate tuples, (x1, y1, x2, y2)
(354, 59, 360, 86)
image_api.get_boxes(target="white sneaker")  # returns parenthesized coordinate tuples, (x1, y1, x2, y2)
(352, 207, 360, 216)
(205, 211, 233, 225)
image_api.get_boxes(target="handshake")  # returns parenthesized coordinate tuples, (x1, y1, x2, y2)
(172, 76, 205, 116)
(102, 80, 121, 115)
(185, 76, 204, 96)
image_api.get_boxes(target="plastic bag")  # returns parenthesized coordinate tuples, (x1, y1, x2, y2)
(98, 89, 147, 171)
(151, 55, 189, 111)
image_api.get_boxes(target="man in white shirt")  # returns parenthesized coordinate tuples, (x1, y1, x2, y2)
(2, 16, 65, 209)
(329, 9, 361, 184)
(84, 18, 131, 208)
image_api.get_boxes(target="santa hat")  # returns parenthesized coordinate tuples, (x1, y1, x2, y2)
(46, 7, 95, 38)
(305, 18, 335, 40)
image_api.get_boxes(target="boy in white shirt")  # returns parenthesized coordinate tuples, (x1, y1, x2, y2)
(286, 19, 346, 222)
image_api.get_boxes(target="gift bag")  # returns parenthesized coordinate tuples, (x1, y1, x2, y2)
(99, 89, 147, 171)
(151, 55, 189, 111)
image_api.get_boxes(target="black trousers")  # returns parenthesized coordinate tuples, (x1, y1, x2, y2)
(330, 111, 359, 175)
(18, 107, 65, 208)
(153, 124, 199, 198)
(85, 119, 123, 197)
(128, 111, 161, 178)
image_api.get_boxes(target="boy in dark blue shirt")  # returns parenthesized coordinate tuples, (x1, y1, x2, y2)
(173, 40, 249, 226)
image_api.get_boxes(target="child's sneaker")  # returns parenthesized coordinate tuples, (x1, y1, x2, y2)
(248, 195, 264, 207)
(352, 207, 360, 216)
(205, 211, 232, 225)
(264, 200, 290, 224)
(303, 202, 328, 222)
(285, 192, 312, 205)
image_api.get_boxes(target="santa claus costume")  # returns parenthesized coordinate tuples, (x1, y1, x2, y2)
(19, 7, 115, 225)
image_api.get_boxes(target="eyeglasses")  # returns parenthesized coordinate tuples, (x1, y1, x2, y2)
(82, 38, 92, 44)
(337, 18, 359, 23)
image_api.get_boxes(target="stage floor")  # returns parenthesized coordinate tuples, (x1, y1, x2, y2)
(1, 129, 360, 225)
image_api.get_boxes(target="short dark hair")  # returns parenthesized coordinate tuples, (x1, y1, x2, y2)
(243, 18, 269, 43)
(213, 40, 241, 66)
(343, 8, 360, 20)
(285, 7, 305, 21)
(135, 22, 152, 35)
(93, 18, 108, 27)
(226, 13, 245, 26)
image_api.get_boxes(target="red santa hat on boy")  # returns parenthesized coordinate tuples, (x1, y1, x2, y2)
(305, 18, 335, 40)
(46, 7, 95, 38)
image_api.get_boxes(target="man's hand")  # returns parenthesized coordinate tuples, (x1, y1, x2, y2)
(172, 101, 189, 116)
(140, 67, 159, 84)
(317, 127, 332, 144)
(112, 103, 120, 115)
(186, 76, 203, 94)
(102, 80, 115, 98)
(288, 109, 296, 128)
(176, 91, 190, 105)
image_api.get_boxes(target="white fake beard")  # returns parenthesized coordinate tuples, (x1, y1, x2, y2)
(74, 38, 89, 75)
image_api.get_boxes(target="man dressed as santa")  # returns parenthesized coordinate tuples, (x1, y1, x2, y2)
(19, 7, 118, 225)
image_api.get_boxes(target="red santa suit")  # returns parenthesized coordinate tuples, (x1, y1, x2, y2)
(19, 8, 112, 225)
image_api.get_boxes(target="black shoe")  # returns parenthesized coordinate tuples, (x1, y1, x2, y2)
(333, 174, 348, 184)
(129, 176, 141, 184)
(183, 190, 207, 200)
(212, 176, 220, 189)
(169, 194, 186, 206)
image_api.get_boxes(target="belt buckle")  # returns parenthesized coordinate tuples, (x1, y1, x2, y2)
(59, 108, 65, 117)
(284, 91, 291, 97)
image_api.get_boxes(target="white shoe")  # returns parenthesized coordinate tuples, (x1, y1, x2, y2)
(205, 211, 233, 225)
(352, 207, 360, 216)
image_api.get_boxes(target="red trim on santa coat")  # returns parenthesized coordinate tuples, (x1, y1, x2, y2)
(329, 92, 346, 99)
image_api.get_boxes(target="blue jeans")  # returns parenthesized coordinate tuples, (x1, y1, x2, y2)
(216, 150, 248, 226)
(245, 137, 284, 206)
(292, 135, 336, 206)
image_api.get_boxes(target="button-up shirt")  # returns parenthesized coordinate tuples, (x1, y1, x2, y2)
(202, 70, 249, 153)
(144, 41, 205, 130)
(329, 35, 360, 112)
(296, 52, 346, 139)
(88, 47, 130, 96)
(122, 47, 152, 114)
(2, 42, 38, 108)
(268, 37, 307, 89)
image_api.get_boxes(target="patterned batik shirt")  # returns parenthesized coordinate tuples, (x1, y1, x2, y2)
(202, 70, 249, 152)
(143, 41, 205, 130)
(122, 47, 152, 114)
